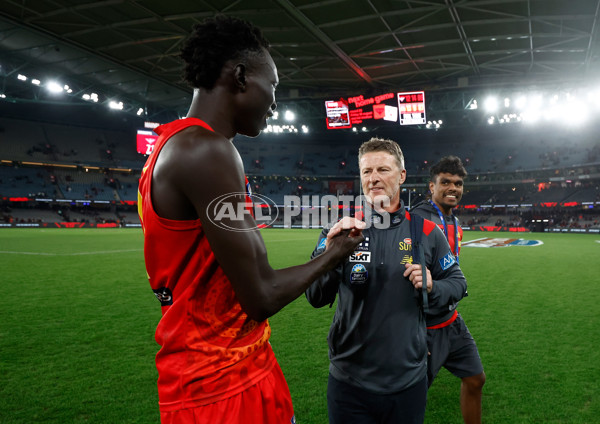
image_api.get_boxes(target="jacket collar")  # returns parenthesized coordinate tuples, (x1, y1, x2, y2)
(362, 201, 406, 227)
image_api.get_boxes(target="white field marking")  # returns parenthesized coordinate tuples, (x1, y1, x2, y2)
(0, 249, 142, 256)
(263, 237, 323, 243)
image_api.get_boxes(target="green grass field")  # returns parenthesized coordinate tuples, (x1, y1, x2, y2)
(1, 228, 599, 423)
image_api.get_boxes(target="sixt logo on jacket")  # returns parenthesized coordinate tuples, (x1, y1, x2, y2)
(350, 251, 371, 263)
(439, 252, 456, 270)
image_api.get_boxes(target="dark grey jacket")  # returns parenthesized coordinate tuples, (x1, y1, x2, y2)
(306, 204, 467, 394)
(410, 200, 464, 327)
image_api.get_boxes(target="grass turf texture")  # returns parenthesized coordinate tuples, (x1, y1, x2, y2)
(0, 228, 598, 423)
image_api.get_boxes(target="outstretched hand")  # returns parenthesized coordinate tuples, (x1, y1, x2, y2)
(326, 217, 366, 245)
(324, 216, 366, 258)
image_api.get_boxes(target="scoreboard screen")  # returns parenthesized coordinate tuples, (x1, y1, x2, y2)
(136, 129, 158, 155)
(398, 91, 426, 125)
(325, 90, 425, 129)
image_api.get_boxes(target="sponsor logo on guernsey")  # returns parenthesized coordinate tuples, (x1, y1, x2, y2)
(355, 236, 370, 251)
(398, 239, 413, 251)
(439, 252, 456, 270)
(350, 263, 368, 283)
(317, 238, 327, 251)
(153, 287, 173, 306)
(350, 251, 371, 262)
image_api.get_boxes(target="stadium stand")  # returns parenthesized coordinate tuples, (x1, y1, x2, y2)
(1, 112, 599, 231)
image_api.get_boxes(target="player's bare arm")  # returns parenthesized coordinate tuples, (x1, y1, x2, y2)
(153, 127, 364, 322)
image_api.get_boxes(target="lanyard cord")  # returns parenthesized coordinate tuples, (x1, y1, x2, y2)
(429, 200, 460, 264)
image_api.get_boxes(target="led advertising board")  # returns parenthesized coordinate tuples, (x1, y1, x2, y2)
(325, 91, 425, 129)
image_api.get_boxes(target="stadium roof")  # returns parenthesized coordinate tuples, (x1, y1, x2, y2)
(1, 0, 600, 120)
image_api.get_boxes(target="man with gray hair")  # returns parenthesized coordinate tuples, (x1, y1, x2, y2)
(307, 138, 468, 423)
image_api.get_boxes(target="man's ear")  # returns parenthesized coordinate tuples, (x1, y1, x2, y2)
(233, 63, 247, 91)
(399, 168, 407, 184)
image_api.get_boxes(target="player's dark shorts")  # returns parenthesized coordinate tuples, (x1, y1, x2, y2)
(427, 312, 484, 386)
(327, 373, 427, 424)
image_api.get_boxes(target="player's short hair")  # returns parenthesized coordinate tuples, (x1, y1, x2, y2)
(429, 155, 467, 182)
(358, 137, 405, 171)
(180, 15, 270, 89)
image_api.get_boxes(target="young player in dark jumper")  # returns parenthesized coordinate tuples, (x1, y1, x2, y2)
(410, 155, 486, 424)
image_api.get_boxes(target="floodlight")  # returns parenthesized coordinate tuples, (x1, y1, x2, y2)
(31, 79, 41, 85)
(483, 97, 498, 112)
(108, 100, 124, 110)
(46, 81, 63, 93)
(284, 110, 295, 121)
(515, 96, 527, 109)
(17, 74, 27, 81)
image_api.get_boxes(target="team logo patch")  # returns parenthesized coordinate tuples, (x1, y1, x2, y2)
(398, 240, 413, 251)
(153, 287, 173, 306)
(350, 251, 371, 262)
(350, 263, 368, 283)
(462, 237, 544, 248)
(317, 238, 327, 250)
(439, 252, 456, 270)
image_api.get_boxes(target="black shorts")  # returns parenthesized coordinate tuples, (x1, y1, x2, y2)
(327, 374, 427, 424)
(427, 312, 484, 386)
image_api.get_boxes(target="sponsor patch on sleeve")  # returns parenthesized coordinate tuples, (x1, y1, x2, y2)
(439, 252, 456, 270)
(317, 238, 327, 251)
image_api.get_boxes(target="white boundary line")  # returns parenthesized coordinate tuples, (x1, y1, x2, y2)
(0, 249, 142, 256)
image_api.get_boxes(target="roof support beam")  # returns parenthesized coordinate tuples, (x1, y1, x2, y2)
(273, 0, 373, 85)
